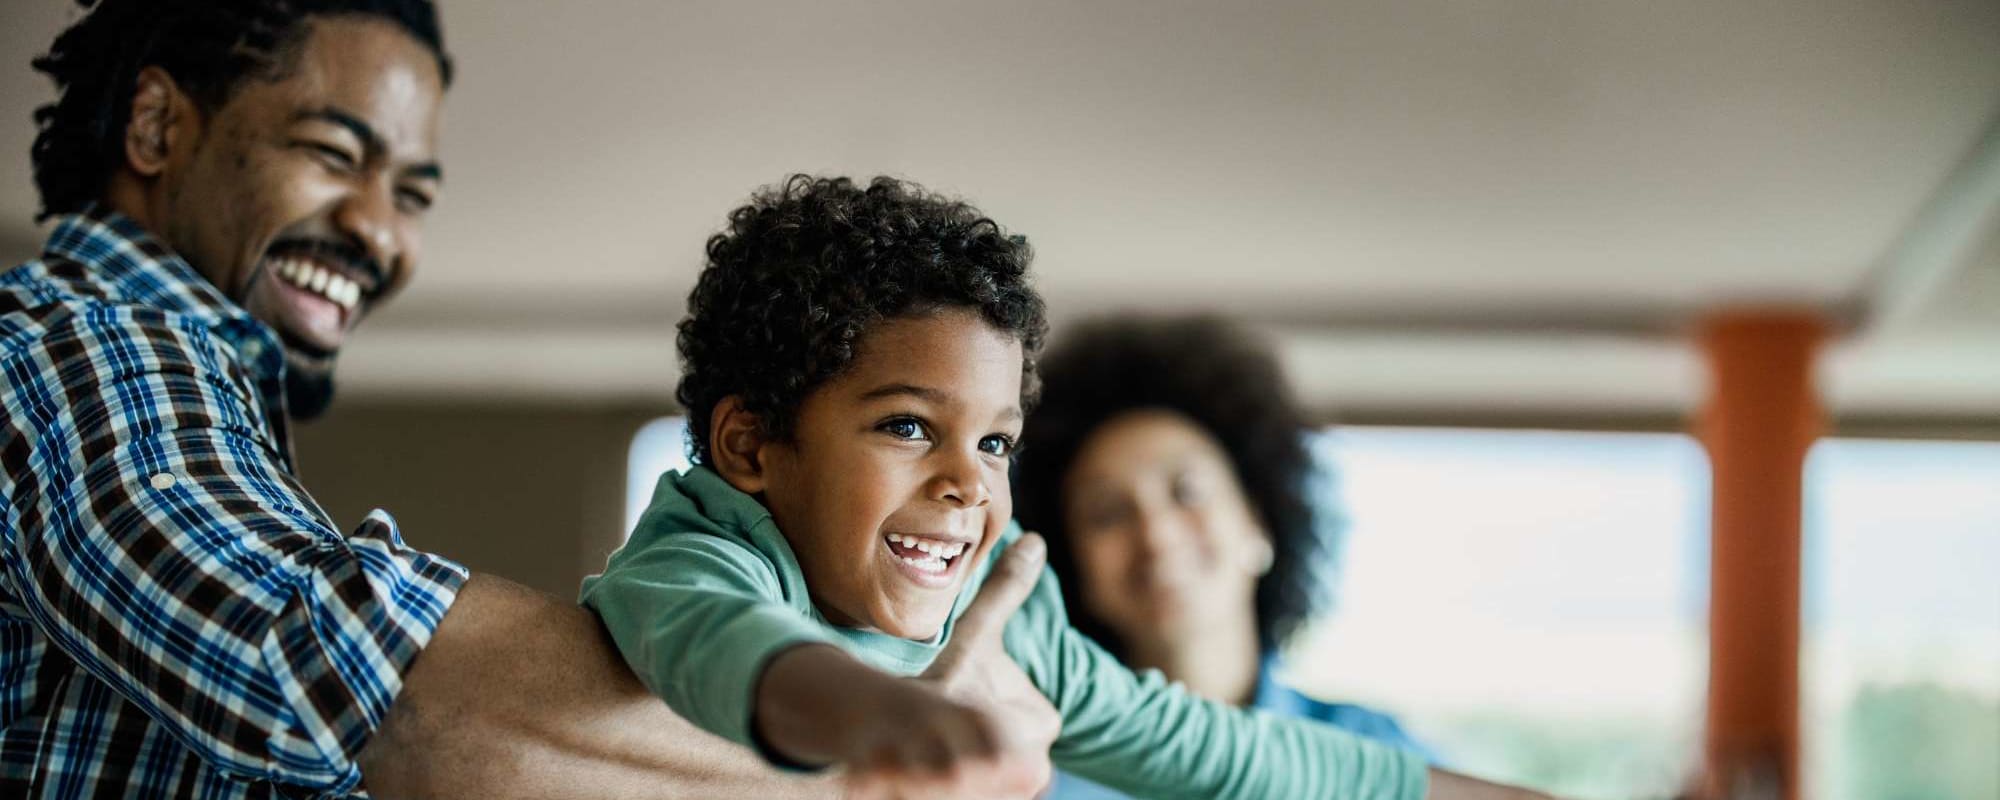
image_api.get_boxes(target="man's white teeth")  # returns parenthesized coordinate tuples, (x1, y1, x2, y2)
(274, 258, 361, 311)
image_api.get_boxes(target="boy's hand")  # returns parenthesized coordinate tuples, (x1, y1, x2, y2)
(765, 648, 1040, 798)
(760, 534, 1059, 799)
(920, 533, 1061, 778)
(839, 681, 1039, 799)
(845, 533, 1060, 799)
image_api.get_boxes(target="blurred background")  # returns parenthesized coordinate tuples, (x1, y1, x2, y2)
(3, 1, 1995, 797)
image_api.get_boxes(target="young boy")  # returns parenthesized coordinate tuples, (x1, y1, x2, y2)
(582, 176, 1502, 799)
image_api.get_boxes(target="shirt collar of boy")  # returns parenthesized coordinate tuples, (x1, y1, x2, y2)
(660, 465, 1026, 675)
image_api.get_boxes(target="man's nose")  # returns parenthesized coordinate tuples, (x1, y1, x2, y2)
(334, 180, 399, 276)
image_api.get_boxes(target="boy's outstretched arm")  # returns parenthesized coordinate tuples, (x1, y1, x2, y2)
(357, 575, 837, 799)
(997, 535, 1562, 800)
(756, 535, 1062, 799)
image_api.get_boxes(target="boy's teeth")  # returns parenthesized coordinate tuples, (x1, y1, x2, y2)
(886, 534, 971, 562)
(899, 554, 947, 573)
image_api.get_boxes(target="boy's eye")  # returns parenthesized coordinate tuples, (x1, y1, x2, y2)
(979, 434, 1016, 457)
(880, 418, 928, 441)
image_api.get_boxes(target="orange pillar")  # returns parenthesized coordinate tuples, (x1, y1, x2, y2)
(1695, 310, 1825, 800)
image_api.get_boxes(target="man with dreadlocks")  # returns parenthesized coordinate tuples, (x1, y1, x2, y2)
(0, 2, 1022, 797)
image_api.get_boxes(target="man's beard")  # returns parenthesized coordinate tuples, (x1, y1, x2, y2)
(284, 348, 338, 421)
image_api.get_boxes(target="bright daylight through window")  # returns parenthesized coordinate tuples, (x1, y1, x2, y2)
(625, 420, 1999, 799)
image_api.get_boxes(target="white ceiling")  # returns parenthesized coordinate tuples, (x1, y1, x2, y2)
(3, 0, 1996, 421)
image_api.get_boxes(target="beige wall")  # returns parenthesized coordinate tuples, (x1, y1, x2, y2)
(292, 400, 667, 597)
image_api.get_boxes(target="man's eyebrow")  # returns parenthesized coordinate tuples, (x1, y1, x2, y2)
(406, 162, 443, 183)
(293, 106, 443, 183)
(294, 106, 381, 152)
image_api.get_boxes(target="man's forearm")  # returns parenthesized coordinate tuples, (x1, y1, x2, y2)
(358, 574, 834, 799)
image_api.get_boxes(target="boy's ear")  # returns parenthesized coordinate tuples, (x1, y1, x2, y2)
(708, 396, 770, 495)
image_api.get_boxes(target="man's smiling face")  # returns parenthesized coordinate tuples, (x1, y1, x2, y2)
(157, 15, 444, 417)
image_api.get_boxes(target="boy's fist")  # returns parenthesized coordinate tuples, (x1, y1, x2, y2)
(840, 680, 1045, 799)
(763, 534, 1059, 799)
(840, 534, 1059, 799)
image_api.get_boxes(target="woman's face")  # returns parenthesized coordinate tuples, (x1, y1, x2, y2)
(1059, 409, 1271, 645)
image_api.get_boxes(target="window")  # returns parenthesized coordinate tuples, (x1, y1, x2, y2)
(1803, 439, 2000, 800)
(1286, 427, 1708, 798)
(620, 418, 1998, 798)
(626, 416, 691, 535)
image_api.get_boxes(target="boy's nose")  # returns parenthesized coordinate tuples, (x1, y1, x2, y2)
(929, 455, 991, 508)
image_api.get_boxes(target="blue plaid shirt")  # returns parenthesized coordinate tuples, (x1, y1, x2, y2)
(0, 210, 467, 798)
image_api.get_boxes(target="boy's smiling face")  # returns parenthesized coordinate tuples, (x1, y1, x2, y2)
(753, 308, 1025, 640)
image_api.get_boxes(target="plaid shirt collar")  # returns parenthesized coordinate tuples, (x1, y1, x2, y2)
(44, 205, 290, 390)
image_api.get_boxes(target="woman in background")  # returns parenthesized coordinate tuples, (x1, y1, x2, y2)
(1016, 314, 1434, 799)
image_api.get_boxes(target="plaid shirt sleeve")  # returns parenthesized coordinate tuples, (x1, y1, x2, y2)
(1, 305, 467, 794)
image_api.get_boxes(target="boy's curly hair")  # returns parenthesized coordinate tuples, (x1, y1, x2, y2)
(677, 175, 1047, 464)
(1013, 315, 1336, 657)
(30, 0, 450, 220)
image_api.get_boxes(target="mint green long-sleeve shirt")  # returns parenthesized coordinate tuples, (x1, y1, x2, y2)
(580, 467, 1426, 800)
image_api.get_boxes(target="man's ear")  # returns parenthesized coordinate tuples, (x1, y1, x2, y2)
(124, 66, 197, 179)
(709, 396, 771, 495)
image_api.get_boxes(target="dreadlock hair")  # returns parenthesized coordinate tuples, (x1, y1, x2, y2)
(29, 0, 450, 220)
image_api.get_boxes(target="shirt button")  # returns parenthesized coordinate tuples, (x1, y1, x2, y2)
(150, 473, 177, 490)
